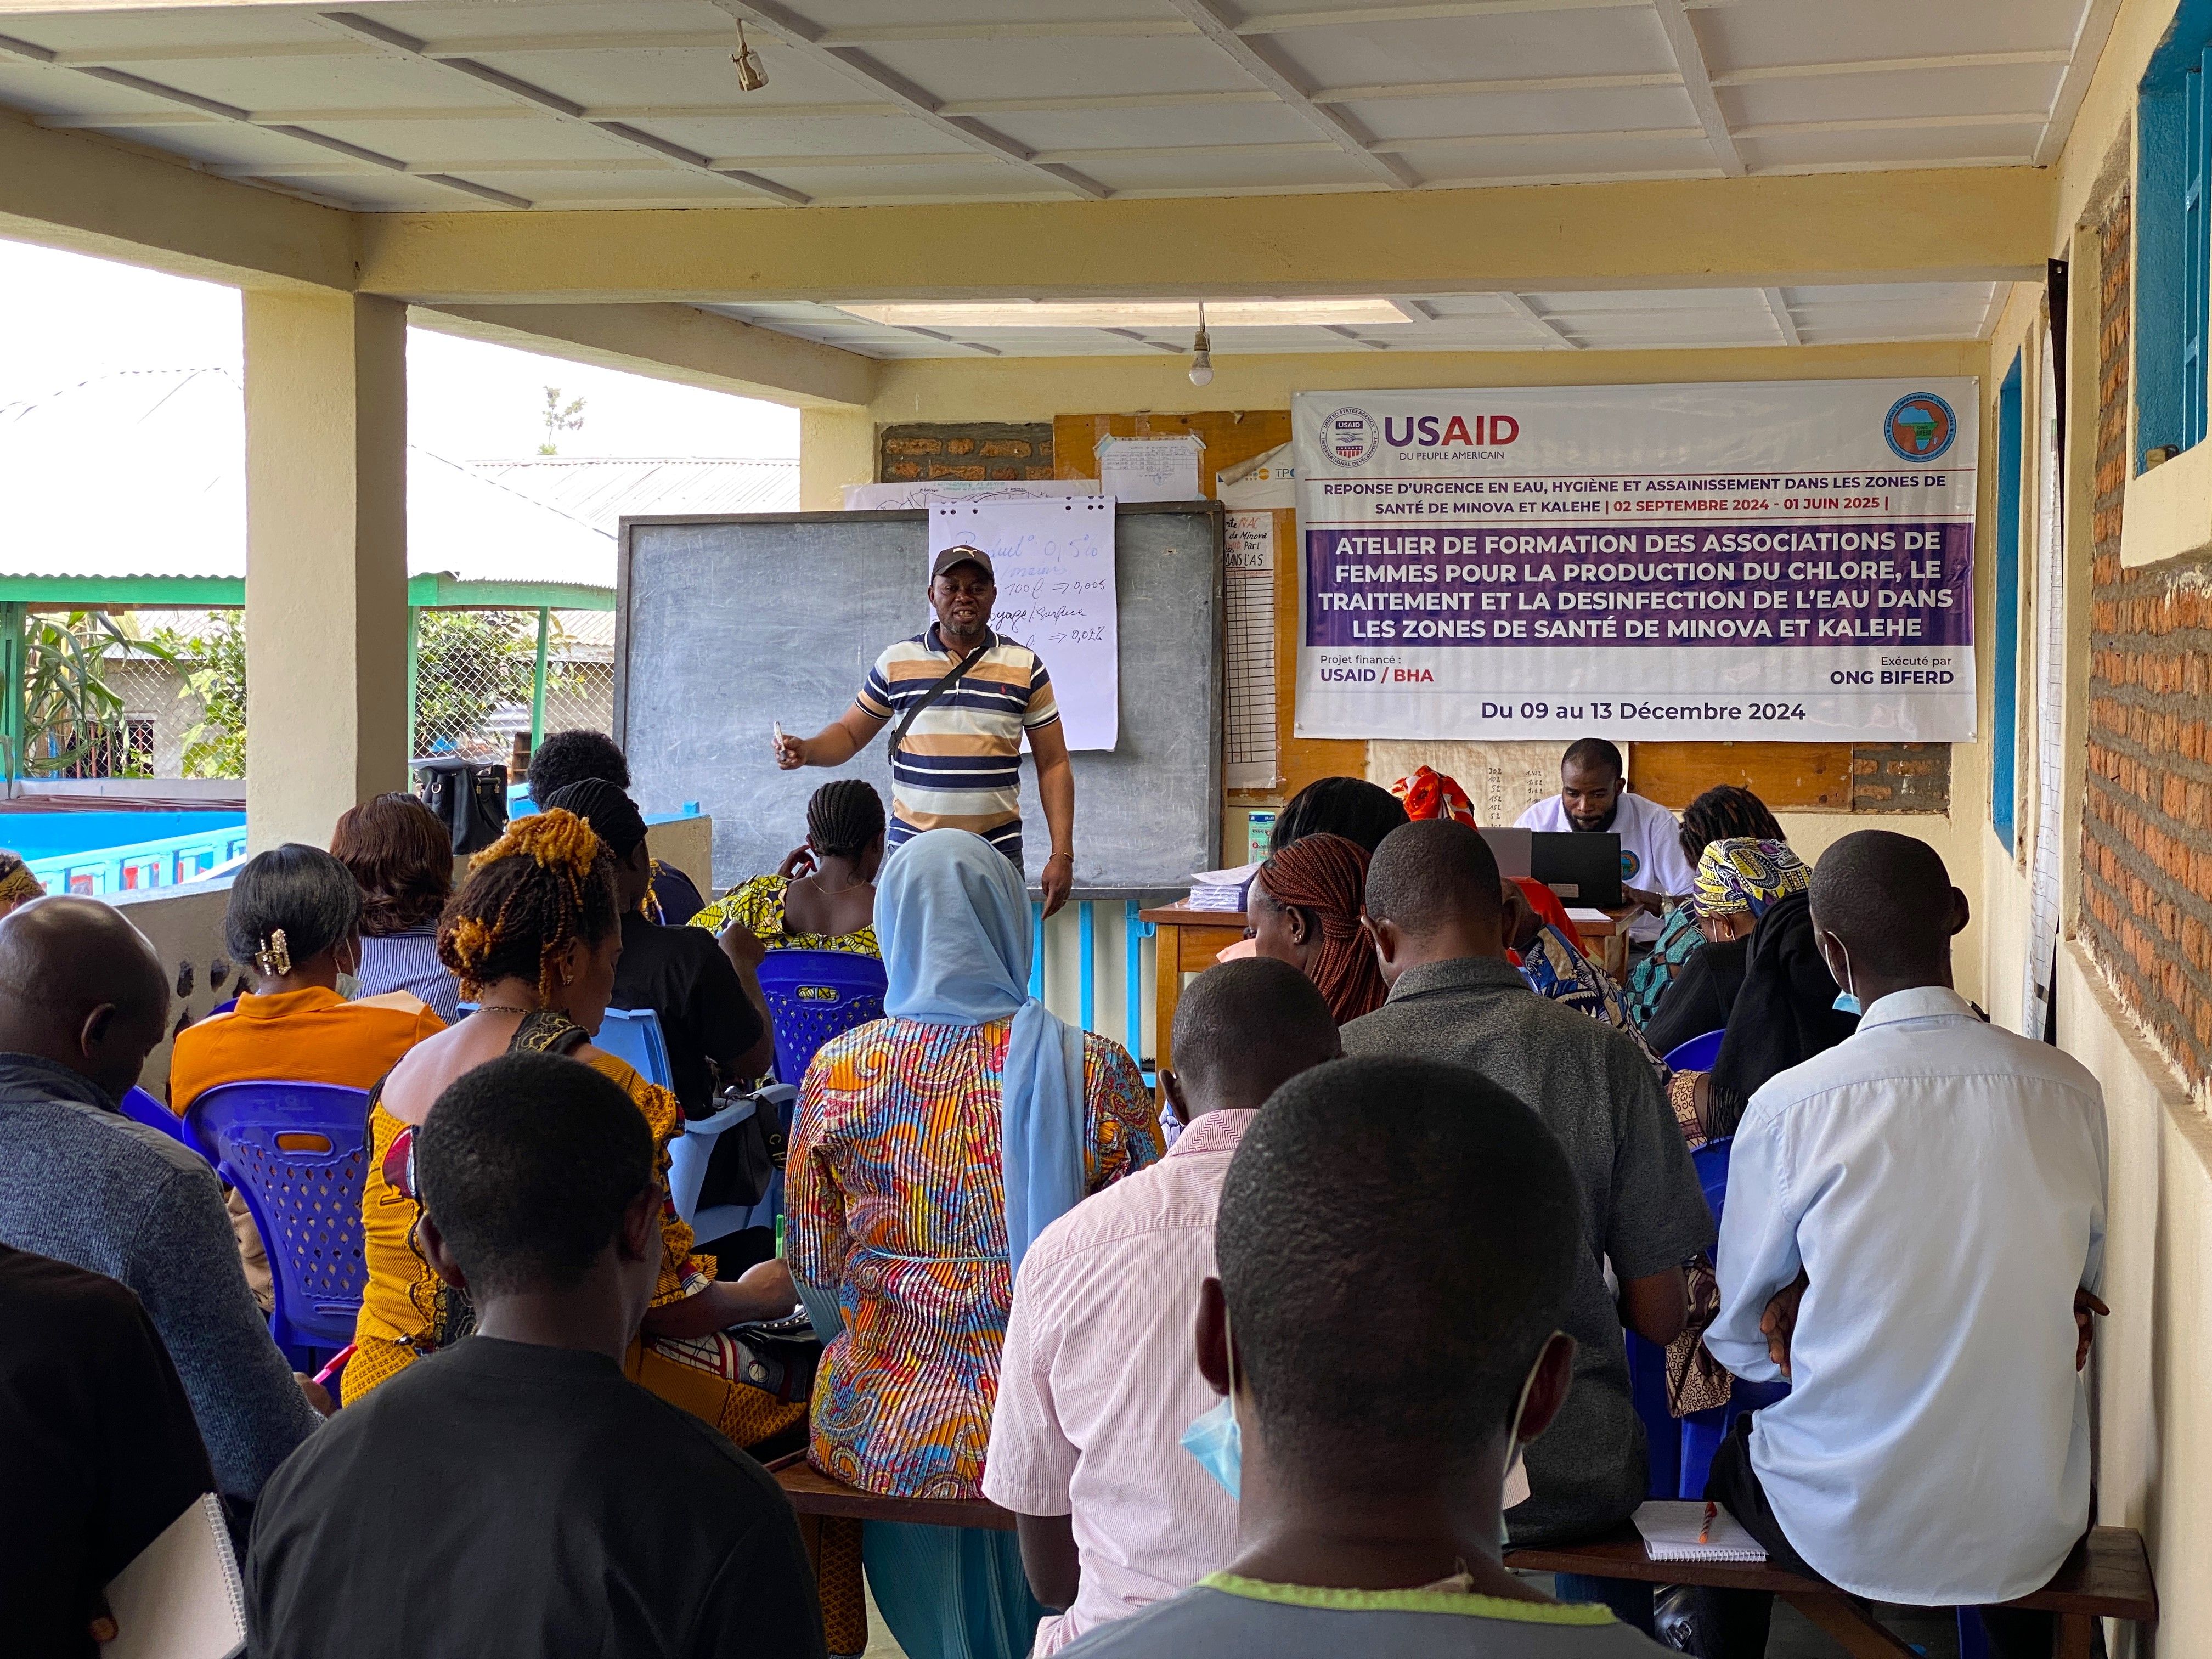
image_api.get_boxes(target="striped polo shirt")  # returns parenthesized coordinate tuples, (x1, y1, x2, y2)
(855, 624, 1059, 863)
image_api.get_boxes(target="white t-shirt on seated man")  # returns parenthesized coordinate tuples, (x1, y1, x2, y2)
(1515, 739, 1694, 944)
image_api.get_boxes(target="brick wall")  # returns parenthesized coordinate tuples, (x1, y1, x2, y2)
(2076, 191, 2212, 1083)
(877, 422, 1055, 483)
(1848, 743, 1951, 811)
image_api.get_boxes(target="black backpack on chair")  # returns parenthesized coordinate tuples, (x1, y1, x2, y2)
(415, 758, 510, 855)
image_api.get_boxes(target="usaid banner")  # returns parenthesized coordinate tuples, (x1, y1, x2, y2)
(1291, 380, 1978, 742)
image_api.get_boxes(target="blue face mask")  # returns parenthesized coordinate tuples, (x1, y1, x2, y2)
(1181, 1309, 1244, 1498)
(1825, 935, 1860, 1015)
(1180, 1390, 1242, 1499)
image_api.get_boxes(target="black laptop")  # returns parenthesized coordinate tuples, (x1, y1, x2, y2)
(1530, 831, 1623, 910)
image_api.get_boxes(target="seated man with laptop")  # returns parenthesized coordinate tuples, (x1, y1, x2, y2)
(1516, 738, 1695, 945)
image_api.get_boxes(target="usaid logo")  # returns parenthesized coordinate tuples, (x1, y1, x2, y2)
(1320, 406, 1381, 467)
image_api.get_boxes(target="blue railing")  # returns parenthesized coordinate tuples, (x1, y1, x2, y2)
(1031, 898, 1160, 1082)
(28, 824, 250, 897)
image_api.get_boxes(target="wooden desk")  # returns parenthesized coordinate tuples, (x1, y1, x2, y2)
(766, 1452, 1014, 1531)
(1136, 904, 1247, 1074)
(1569, 906, 1641, 979)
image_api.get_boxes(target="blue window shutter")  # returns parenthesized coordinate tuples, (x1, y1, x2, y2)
(1992, 357, 2024, 856)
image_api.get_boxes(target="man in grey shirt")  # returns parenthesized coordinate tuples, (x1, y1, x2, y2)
(1062, 1057, 1662, 1658)
(1342, 822, 1712, 1628)
(0, 897, 324, 1506)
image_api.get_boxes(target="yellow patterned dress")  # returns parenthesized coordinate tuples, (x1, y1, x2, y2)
(344, 1011, 803, 1447)
(689, 873, 880, 957)
(789, 1016, 1161, 1497)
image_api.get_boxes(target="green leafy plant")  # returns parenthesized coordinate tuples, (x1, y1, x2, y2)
(153, 612, 247, 780)
(539, 386, 585, 455)
(8, 611, 172, 780)
(413, 609, 533, 758)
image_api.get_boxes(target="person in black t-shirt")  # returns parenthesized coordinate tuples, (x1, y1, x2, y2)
(544, 779, 772, 1115)
(246, 1051, 823, 1659)
(526, 730, 709, 924)
(0, 1243, 216, 1659)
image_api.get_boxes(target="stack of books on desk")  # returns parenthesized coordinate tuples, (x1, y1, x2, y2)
(1186, 861, 1262, 912)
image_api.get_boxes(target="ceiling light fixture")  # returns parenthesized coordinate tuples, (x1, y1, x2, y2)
(732, 20, 768, 93)
(1188, 301, 1213, 387)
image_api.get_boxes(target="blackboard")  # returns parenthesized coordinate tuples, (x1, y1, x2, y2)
(616, 503, 1223, 899)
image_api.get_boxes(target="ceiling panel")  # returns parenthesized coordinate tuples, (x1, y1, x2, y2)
(1346, 86, 1700, 143)
(1694, 0, 2088, 67)
(1720, 65, 2065, 129)
(1742, 122, 2045, 171)
(1259, 12, 1683, 87)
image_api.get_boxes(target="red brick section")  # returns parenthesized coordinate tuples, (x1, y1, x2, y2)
(2076, 193, 2212, 1082)
(878, 422, 1056, 483)
(1848, 743, 1950, 812)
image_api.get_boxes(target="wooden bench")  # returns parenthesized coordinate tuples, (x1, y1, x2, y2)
(765, 1451, 1016, 1568)
(1504, 1524, 2155, 1659)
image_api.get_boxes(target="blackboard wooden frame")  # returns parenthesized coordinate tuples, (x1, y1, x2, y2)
(615, 502, 1224, 902)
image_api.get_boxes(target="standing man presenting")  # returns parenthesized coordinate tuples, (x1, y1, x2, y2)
(776, 544, 1078, 917)
(1517, 738, 1694, 945)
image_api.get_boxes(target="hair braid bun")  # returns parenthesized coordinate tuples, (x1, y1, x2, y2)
(437, 808, 620, 1000)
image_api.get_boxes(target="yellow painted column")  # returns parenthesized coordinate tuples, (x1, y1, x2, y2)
(799, 407, 874, 509)
(242, 291, 410, 850)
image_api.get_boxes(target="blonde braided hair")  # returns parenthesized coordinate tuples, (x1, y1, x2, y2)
(437, 808, 619, 1001)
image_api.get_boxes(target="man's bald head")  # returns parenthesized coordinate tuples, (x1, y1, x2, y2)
(1809, 830, 1967, 990)
(0, 897, 170, 1100)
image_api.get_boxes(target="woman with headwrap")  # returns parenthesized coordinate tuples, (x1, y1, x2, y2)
(1391, 763, 1581, 937)
(787, 830, 1161, 1659)
(1644, 837, 1812, 1059)
(1626, 785, 1785, 1028)
(1246, 832, 1389, 1024)
(1661, 838, 1854, 1150)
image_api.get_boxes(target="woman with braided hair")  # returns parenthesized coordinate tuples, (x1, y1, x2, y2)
(1245, 832, 1387, 1023)
(689, 777, 887, 958)
(344, 809, 802, 1410)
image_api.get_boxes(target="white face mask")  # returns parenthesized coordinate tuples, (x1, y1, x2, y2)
(336, 970, 364, 1002)
(1498, 1331, 1564, 1541)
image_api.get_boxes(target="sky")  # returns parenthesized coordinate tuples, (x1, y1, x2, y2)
(0, 235, 799, 461)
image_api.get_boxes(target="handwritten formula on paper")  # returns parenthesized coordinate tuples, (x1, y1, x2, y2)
(929, 497, 1120, 751)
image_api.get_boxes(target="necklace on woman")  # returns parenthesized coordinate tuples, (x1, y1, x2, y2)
(476, 1004, 535, 1017)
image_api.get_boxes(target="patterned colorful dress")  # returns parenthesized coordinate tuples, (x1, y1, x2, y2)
(690, 872, 880, 956)
(789, 1015, 1161, 1498)
(1516, 923, 1667, 1074)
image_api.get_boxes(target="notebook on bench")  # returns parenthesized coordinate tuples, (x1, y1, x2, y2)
(1633, 1499, 1768, 1564)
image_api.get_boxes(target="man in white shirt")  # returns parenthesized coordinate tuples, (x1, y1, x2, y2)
(1696, 830, 2108, 1659)
(985, 958, 1342, 1653)
(1515, 740, 1694, 944)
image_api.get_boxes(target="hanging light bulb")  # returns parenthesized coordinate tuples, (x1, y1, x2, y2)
(1188, 301, 1214, 386)
(733, 20, 768, 92)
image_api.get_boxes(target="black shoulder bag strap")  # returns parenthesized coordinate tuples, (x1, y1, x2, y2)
(889, 639, 991, 757)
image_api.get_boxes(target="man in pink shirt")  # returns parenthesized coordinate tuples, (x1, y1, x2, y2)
(984, 958, 1342, 1653)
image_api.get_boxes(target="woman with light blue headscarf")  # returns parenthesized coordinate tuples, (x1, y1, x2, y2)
(788, 830, 1161, 1659)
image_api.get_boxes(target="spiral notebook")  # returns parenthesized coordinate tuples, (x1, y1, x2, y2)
(101, 1492, 247, 1659)
(1633, 1499, 1769, 1564)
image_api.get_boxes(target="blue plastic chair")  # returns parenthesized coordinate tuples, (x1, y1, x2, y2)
(1663, 1028, 1726, 1074)
(119, 1085, 208, 1159)
(595, 1006, 674, 1091)
(186, 1082, 372, 1368)
(754, 950, 889, 1088)
(1624, 1332, 1682, 1498)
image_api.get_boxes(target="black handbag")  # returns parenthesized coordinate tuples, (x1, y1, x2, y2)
(724, 1310, 820, 1403)
(415, 758, 510, 855)
(693, 1084, 784, 1213)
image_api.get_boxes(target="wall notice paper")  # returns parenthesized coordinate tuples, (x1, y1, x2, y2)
(1097, 433, 1205, 503)
(1293, 380, 1979, 742)
(844, 478, 1101, 510)
(930, 496, 1119, 751)
(1224, 510, 1278, 791)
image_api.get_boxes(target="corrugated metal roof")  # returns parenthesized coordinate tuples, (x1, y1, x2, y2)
(469, 457, 799, 535)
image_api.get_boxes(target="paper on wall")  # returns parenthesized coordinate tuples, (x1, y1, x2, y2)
(930, 496, 1119, 751)
(844, 478, 1101, 510)
(1096, 433, 1204, 503)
